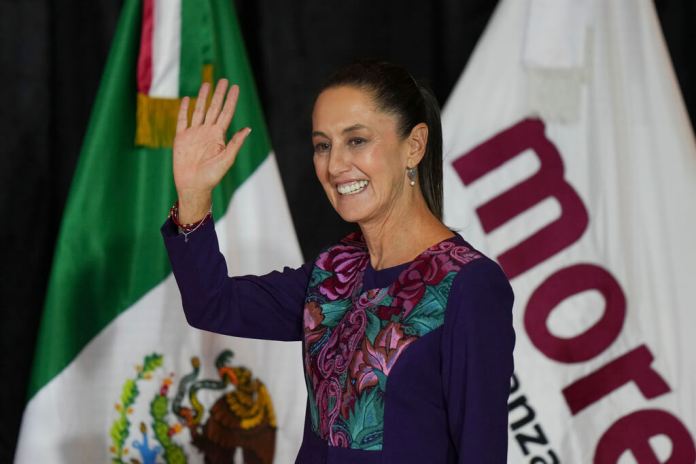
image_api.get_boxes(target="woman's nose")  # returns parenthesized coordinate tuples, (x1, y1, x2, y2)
(328, 146, 351, 177)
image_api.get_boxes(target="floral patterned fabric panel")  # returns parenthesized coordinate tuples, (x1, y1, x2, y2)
(302, 232, 482, 450)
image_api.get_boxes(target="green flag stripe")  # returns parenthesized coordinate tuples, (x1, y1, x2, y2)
(29, 0, 272, 399)
(209, 0, 273, 218)
(179, 0, 213, 97)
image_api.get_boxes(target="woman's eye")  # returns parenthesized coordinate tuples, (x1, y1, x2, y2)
(314, 142, 330, 153)
(349, 137, 366, 147)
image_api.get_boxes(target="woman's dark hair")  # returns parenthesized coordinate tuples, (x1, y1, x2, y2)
(316, 60, 444, 220)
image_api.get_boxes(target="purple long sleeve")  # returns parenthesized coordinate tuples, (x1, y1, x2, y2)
(161, 218, 310, 341)
(442, 258, 515, 462)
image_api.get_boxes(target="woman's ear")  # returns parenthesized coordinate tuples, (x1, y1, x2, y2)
(406, 122, 429, 167)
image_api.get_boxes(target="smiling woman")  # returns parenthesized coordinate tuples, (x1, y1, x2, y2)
(162, 60, 515, 463)
(312, 85, 422, 230)
(312, 62, 443, 225)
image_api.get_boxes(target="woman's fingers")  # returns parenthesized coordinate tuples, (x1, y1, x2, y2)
(178, 79, 239, 135)
(205, 79, 229, 125)
(217, 84, 240, 131)
(176, 97, 190, 134)
(221, 127, 252, 171)
(190, 82, 210, 126)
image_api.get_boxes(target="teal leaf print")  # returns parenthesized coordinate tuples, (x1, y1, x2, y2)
(436, 271, 456, 296)
(309, 267, 333, 288)
(346, 388, 385, 450)
(320, 299, 352, 327)
(306, 377, 320, 430)
(375, 370, 387, 392)
(403, 273, 456, 336)
(365, 311, 382, 345)
(354, 426, 384, 451)
(381, 294, 394, 307)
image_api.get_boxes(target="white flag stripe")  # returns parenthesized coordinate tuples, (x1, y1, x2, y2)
(149, 0, 181, 98)
(523, 0, 590, 69)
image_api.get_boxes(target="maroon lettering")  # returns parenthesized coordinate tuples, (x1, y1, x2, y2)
(563, 345, 671, 415)
(594, 409, 696, 463)
(451, 118, 588, 279)
(525, 264, 626, 363)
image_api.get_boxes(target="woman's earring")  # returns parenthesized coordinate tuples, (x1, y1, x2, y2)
(406, 166, 417, 186)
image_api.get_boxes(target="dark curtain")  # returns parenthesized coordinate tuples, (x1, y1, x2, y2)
(0, 0, 693, 460)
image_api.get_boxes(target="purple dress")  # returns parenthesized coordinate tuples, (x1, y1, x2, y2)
(162, 218, 515, 463)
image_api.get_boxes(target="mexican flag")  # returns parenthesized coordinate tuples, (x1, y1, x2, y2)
(442, 0, 696, 462)
(14, 0, 306, 463)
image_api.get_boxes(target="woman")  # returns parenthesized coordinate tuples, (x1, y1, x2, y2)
(162, 60, 515, 463)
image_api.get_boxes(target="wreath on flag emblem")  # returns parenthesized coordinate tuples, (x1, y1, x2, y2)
(109, 350, 277, 464)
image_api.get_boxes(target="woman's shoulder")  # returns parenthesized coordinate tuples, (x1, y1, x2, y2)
(450, 233, 504, 271)
(447, 235, 514, 304)
(440, 239, 515, 350)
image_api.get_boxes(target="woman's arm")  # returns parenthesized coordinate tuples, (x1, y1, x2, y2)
(162, 217, 310, 341)
(163, 80, 309, 341)
(442, 257, 516, 463)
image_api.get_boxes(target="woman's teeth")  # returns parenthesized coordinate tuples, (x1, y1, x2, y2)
(337, 180, 369, 195)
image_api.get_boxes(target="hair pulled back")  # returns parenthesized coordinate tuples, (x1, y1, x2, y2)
(317, 60, 444, 220)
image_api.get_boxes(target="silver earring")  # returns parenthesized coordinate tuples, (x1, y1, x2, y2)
(406, 166, 417, 186)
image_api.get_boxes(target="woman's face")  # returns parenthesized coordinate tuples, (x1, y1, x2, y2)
(312, 85, 412, 225)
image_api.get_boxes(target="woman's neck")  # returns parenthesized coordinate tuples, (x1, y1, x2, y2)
(359, 195, 453, 270)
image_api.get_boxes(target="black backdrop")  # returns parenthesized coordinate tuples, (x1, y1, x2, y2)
(1, 0, 694, 460)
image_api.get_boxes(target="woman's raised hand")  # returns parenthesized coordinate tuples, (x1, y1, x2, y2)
(173, 79, 252, 223)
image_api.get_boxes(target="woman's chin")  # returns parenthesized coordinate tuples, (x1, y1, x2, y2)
(335, 210, 365, 224)
(334, 203, 372, 224)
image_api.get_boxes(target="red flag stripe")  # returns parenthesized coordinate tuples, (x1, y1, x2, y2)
(136, 0, 154, 94)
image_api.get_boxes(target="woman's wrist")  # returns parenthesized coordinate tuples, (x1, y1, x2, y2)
(176, 190, 212, 224)
(169, 200, 212, 242)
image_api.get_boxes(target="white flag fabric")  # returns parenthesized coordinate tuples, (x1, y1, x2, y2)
(442, 0, 696, 462)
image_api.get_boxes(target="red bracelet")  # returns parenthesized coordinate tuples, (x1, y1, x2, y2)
(169, 201, 212, 240)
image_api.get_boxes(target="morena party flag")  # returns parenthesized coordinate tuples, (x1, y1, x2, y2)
(14, 0, 306, 462)
(442, 0, 696, 462)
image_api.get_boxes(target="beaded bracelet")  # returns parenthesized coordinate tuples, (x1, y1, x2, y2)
(169, 201, 212, 242)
